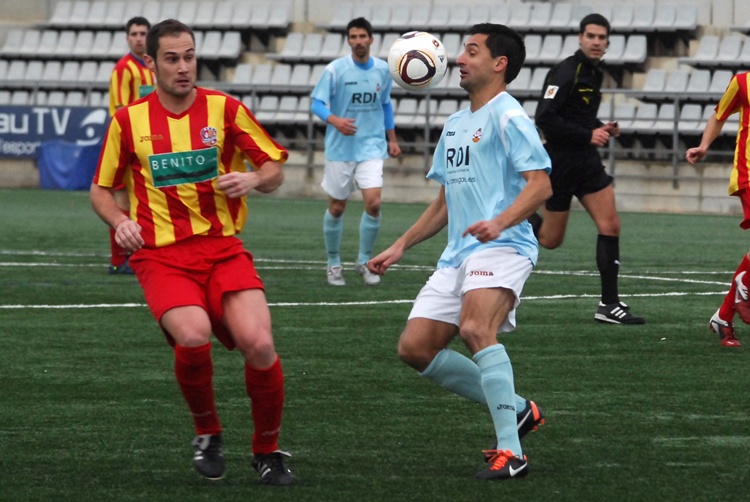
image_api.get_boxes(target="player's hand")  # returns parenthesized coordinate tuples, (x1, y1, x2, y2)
(330, 116, 357, 136)
(368, 245, 404, 275)
(217, 171, 259, 198)
(463, 220, 502, 243)
(389, 140, 401, 158)
(604, 121, 620, 137)
(114, 219, 144, 252)
(590, 127, 611, 147)
(686, 146, 707, 165)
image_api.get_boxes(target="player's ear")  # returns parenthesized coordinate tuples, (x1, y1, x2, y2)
(144, 54, 156, 72)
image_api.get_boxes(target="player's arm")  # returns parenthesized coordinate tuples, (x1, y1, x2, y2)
(383, 101, 401, 157)
(686, 113, 727, 164)
(463, 170, 552, 243)
(368, 187, 448, 274)
(90, 184, 144, 252)
(534, 65, 594, 146)
(217, 161, 284, 198)
(311, 98, 356, 135)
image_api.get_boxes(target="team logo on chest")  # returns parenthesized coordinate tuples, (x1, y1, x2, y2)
(472, 128, 483, 143)
(200, 126, 218, 146)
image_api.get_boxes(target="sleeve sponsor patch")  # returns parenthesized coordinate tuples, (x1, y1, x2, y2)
(544, 85, 559, 99)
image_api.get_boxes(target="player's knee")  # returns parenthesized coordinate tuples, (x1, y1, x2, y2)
(397, 338, 431, 371)
(539, 234, 564, 249)
(237, 338, 277, 367)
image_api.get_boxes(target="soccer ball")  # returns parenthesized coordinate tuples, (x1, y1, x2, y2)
(387, 31, 448, 92)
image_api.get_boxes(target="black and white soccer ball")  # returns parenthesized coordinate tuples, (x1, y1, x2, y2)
(387, 31, 448, 92)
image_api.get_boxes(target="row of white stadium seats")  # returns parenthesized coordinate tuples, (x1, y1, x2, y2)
(633, 68, 734, 102)
(0, 60, 114, 87)
(269, 31, 646, 66)
(0, 89, 109, 107)
(43, 0, 291, 31)
(321, 1, 698, 34)
(678, 34, 750, 69)
(0, 29, 243, 61)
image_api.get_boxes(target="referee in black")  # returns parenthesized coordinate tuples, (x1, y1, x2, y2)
(533, 13, 644, 325)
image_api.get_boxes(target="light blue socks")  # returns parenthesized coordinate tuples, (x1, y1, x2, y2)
(473, 344, 522, 457)
(358, 212, 381, 266)
(323, 210, 343, 267)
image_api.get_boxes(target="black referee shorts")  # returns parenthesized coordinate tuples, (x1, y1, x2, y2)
(544, 148, 614, 212)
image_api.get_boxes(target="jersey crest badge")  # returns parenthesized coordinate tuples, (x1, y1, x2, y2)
(472, 128, 482, 143)
(200, 126, 218, 146)
(544, 85, 559, 99)
(376, 83, 381, 93)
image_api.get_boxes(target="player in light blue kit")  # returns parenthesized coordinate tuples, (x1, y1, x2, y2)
(311, 17, 401, 286)
(368, 24, 552, 480)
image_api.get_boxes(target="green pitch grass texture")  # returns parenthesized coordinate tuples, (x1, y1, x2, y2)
(1, 188, 748, 501)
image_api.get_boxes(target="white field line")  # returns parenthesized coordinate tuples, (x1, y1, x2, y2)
(0, 253, 731, 309)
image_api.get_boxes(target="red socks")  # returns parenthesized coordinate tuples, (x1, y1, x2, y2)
(174, 343, 222, 435)
(719, 254, 750, 322)
(245, 357, 285, 454)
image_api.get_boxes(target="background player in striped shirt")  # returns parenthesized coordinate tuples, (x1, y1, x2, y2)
(311, 17, 401, 287)
(90, 19, 294, 485)
(106, 16, 155, 275)
(687, 71, 750, 347)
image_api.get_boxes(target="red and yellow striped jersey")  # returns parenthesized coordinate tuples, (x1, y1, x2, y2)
(109, 53, 156, 116)
(94, 87, 288, 248)
(715, 72, 750, 195)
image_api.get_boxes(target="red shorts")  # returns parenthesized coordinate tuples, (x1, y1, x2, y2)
(128, 235, 264, 349)
(737, 189, 750, 229)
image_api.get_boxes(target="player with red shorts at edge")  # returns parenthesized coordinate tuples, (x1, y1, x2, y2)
(687, 71, 750, 347)
(90, 19, 295, 485)
(107, 16, 156, 274)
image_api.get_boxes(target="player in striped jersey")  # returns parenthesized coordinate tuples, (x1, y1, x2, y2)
(91, 19, 294, 485)
(687, 71, 750, 347)
(106, 16, 156, 275)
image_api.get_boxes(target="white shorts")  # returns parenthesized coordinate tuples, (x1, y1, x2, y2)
(408, 247, 534, 333)
(321, 158, 384, 200)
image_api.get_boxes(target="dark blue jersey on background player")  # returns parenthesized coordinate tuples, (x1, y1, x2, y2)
(533, 13, 645, 325)
(310, 17, 401, 287)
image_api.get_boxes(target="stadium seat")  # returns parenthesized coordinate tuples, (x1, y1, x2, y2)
(524, 35, 543, 64)
(95, 61, 115, 84)
(639, 68, 666, 94)
(36, 30, 60, 59)
(630, 3, 656, 32)
(295, 96, 311, 123)
(71, 30, 95, 59)
(34, 90, 48, 106)
(739, 38, 750, 65)
(251, 63, 273, 87)
(193, 31, 204, 54)
(409, 5, 430, 30)
(319, 33, 343, 61)
(212, 1, 234, 28)
(200, 31, 222, 59)
(709, 70, 733, 94)
(46, 91, 66, 106)
(527, 2, 552, 32)
(685, 69, 711, 99)
(123, 1, 146, 24)
(378, 33, 399, 60)
(87, 1, 108, 27)
(299, 33, 323, 61)
(275, 96, 299, 124)
(627, 102, 658, 134)
(716, 36, 744, 67)
(370, 5, 391, 30)
(0, 90, 11, 105)
(78, 61, 99, 85)
(218, 32, 242, 60)
(427, 5, 450, 31)
(60, 61, 81, 85)
(548, 2, 574, 31)
(248, 3, 270, 28)
(441, 33, 461, 62)
(569, 5, 594, 30)
(17, 29, 41, 57)
(604, 34, 626, 63)
(267, 2, 292, 29)
(559, 35, 579, 59)
(432, 99, 459, 128)
(177, 1, 198, 25)
(141, 1, 162, 24)
(326, 2, 354, 31)
(652, 4, 676, 32)
(679, 35, 719, 66)
(11, 90, 30, 105)
(369, 34, 383, 60)
(653, 103, 677, 134)
(678, 104, 704, 134)
(471, 5, 491, 26)
(89, 90, 104, 107)
(0, 60, 8, 82)
(508, 3, 531, 30)
(254, 95, 279, 122)
(0, 28, 24, 57)
(610, 5, 634, 32)
(621, 35, 647, 64)
(54, 31, 77, 59)
(489, 3, 510, 25)
(68, 0, 91, 28)
(272, 32, 303, 61)
(411, 99, 428, 128)
(523, 100, 538, 119)
(102, 1, 126, 29)
(231, 63, 252, 85)
(289, 64, 312, 89)
(47, 0, 72, 27)
(388, 5, 411, 33)
(507, 67, 532, 95)
(66, 91, 86, 106)
(270, 64, 292, 87)
(5, 60, 27, 84)
(308, 64, 326, 87)
(538, 35, 562, 65)
(24, 60, 44, 83)
(674, 4, 698, 31)
(664, 69, 689, 94)
(529, 67, 550, 94)
(89, 31, 113, 59)
(159, 1, 179, 23)
(446, 5, 471, 32)
(229, 2, 252, 29)
(394, 97, 418, 127)
(613, 102, 637, 129)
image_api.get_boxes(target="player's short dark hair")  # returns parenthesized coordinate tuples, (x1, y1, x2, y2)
(146, 19, 195, 60)
(126, 16, 150, 34)
(579, 13, 610, 36)
(465, 23, 526, 84)
(347, 17, 373, 38)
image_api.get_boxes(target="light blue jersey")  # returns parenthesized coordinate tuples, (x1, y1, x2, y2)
(311, 56, 393, 162)
(427, 92, 551, 268)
